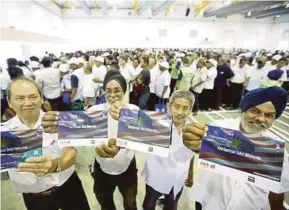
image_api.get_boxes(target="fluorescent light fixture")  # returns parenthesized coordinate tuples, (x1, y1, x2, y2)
(276, 15, 280, 17)
(188, 0, 192, 3)
(113, 6, 117, 12)
(247, 11, 251, 16)
(286, 3, 289, 8)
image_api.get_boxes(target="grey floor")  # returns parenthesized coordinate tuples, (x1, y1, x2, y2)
(1, 106, 289, 210)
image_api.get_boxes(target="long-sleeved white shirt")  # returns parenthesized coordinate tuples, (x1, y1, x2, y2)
(34, 67, 61, 99)
(86, 103, 138, 175)
(141, 124, 194, 198)
(0, 111, 74, 193)
(203, 67, 217, 90)
(189, 118, 289, 210)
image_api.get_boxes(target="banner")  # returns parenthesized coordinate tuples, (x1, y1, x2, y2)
(199, 125, 285, 193)
(1, 130, 43, 172)
(117, 109, 172, 157)
(58, 111, 108, 146)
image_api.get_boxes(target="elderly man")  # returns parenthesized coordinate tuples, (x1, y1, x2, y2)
(43, 70, 139, 210)
(1, 77, 90, 210)
(182, 86, 289, 210)
(142, 90, 195, 210)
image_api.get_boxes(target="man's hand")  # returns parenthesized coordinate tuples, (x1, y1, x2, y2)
(182, 122, 207, 152)
(108, 101, 127, 120)
(95, 138, 120, 158)
(18, 156, 57, 176)
(42, 111, 59, 133)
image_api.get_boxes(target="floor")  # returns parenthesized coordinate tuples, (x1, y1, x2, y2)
(1, 105, 289, 210)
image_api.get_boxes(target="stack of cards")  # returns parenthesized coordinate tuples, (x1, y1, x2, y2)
(1, 129, 43, 172)
(58, 111, 108, 146)
(198, 125, 285, 193)
(117, 109, 172, 157)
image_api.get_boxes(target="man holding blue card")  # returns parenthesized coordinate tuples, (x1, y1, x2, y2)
(43, 70, 139, 210)
(182, 86, 289, 210)
(1, 77, 90, 210)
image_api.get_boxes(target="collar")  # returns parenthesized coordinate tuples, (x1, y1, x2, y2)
(12, 110, 45, 130)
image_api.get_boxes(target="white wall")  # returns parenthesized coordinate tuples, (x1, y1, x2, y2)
(63, 18, 286, 50)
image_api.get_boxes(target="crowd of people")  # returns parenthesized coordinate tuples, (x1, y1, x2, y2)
(0, 48, 289, 210)
(1, 48, 289, 119)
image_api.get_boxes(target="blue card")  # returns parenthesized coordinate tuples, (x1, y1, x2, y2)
(58, 111, 108, 146)
(117, 109, 172, 157)
(199, 125, 285, 193)
(1, 129, 43, 172)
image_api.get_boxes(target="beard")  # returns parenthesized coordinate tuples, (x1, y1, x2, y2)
(240, 115, 267, 134)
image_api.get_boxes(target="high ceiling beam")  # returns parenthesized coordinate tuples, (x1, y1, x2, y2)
(152, 0, 175, 16)
(204, 1, 282, 17)
(79, 1, 92, 14)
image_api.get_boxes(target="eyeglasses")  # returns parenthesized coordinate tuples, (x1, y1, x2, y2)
(106, 89, 122, 95)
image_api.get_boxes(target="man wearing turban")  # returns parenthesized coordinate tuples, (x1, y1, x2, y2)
(181, 86, 289, 210)
(42, 70, 139, 210)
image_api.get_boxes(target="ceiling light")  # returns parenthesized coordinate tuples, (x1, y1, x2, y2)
(276, 15, 280, 17)
(113, 6, 117, 12)
(286, 3, 289, 8)
(247, 11, 251, 16)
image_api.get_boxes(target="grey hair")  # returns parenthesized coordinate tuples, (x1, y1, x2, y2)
(7, 77, 42, 100)
(168, 90, 195, 108)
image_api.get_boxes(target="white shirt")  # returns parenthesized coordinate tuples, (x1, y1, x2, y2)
(149, 66, 161, 94)
(20, 66, 33, 79)
(246, 66, 267, 91)
(61, 73, 72, 90)
(120, 63, 136, 82)
(92, 64, 107, 83)
(1, 111, 74, 193)
(86, 103, 137, 175)
(189, 118, 289, 210)
(82, 73, 96, 98)
(203, 66, 217, 90)
(231, 64, 248, 84)
(142, 124, 194, 197)
(34, 68, 61, 99)
(155, 70, 171, 99)
(1, 69, 11, 90)
(71, 68, 85, 101)
(191, 67, 208, 94)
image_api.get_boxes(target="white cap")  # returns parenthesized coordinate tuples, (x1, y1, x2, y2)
(69, 57, 79, 64)
(180, 53, 186, 58)
(59, 63, 70, 72)
(272, 54, 282, 61)
(89, 56, 96, 63)
(208, 59, 218, 67)
(159, 61, 169, 69)
(266, 52, 273, 57)
(102, 52, 110, 57)
(30, 61, 40, 68)
(78, 57, 86, 64)
(96, 56, 104, 63)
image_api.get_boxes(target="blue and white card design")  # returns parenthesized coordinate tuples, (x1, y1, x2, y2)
(199, 125, 285, 193)
(1, 130, 43, 172)
(117, 109, 172, 157)
(58, 111, 108, 146)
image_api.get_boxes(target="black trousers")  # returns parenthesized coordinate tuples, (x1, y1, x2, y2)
(170, 79, 177, 96)
(229, 82, 244, 108)
(147, 93, 158, 111)
(191, 91, 199, 113)
(195, 202, 202, 210)
(213, 87, 225, 109)
(47, 96, 62, 111)
(92, 158, 138, 210)
(143, 184, 183, 210)
(22, 172, 90, 210)
(199, 89, 214, 110)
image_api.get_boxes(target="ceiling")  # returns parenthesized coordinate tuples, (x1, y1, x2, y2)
(33, 0, 289, 21)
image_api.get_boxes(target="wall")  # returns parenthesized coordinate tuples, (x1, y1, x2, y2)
(62, 18, 286, 50)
